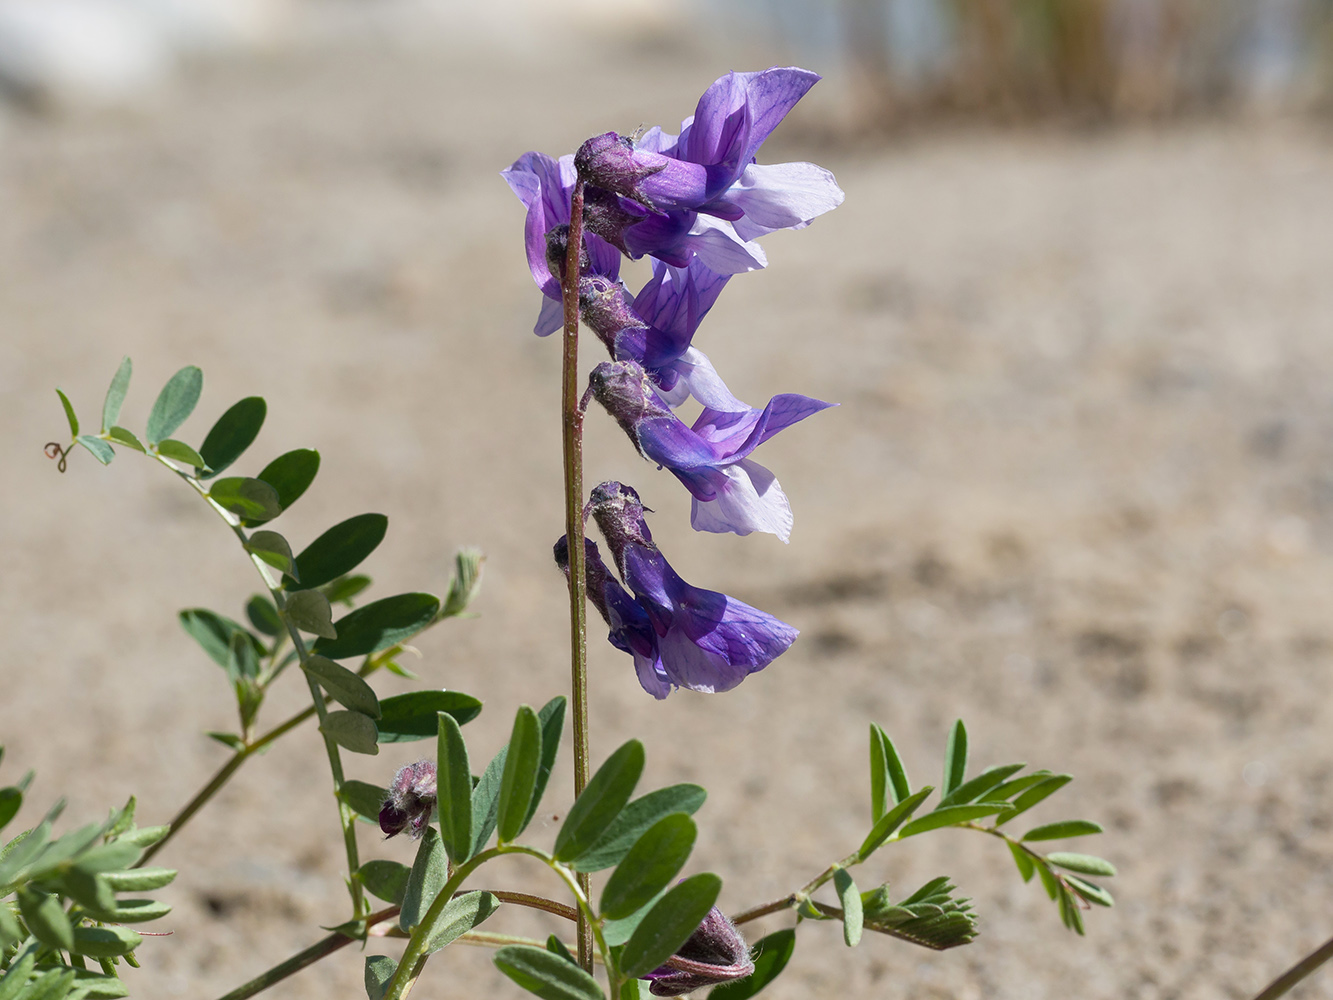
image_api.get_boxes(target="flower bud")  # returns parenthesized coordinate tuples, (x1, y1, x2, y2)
(586, 361, 673, 456)
(379, 760, 437, 839)
(544, 224, 590, 284)
(644, 906, 754, 996)
(586, 481, 656, 568)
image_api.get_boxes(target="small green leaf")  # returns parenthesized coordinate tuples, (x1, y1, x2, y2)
(524, 696, 566, 831)
(357, 860, 410, 905)
(72, 840, 141, 873)
(209, 477, 282, 522)
(84, 899, 172, 924)
(324, 574, 372, 605)
(245, 594, 281, 637)
(106, 426, 145, 452)
(436, 712, 473, 863)
(114, 824, 168, 849)
(63, 968, 129, 999)
(320, 710, 378, 755)
(995, 774, 1073, 826)
(377, 691, 482, 742)
(553, 740, 644, 863)
(75, 435, 115, 465)
(313, 593, 440, 660)
(399, 827, 447, 932)
(938, 762, 1027, 808)
(834, 867, 863, 947)
(291, 514, 389, 590)
(1065, 874, 1114, 907)
(245, 531, 297, 579)
(207, 731, 246, 751)
(424, 890, 501, 953)
(0, 788, 20, 831)
(304, 655, 379, 717)
(102, 868, 176, 892)
(942, 719, 967, 797)
(469, 744, 508, 858)
(1036, 861, 1060, 900)
(545, 935, 578, 966)
(1008, 842, 1036, 882)
(573, 783, 707, 873)
(62, 869, 117, 913)
(1046, 852, 1116, 877)
(0, 946, 37, 1000)
(19, 888, 73, 950)
(620, 873, 722, 980)
(599, 813, 696, 920)
(20, 968, 75, 1000)
(364, 955, 395, 1000)
(198, 396, 266, 479)
(155, 439, 207, 469)
(101, 357, 132, 433)
(339, 780, 388, 820)
(493, 944, 605, 1000)
(287, 590, 337, 639)
(709, 929, 797, 999)
(441, 548, 485, 618)
(1057, 884, 1085, 935)
(496, 706, 542, 844)
(249, 449, 320, 523)
(1022, 820, 1104, 842)
(56, 388, 79, 437)
(899, 803, 1010, 838)
(857, 786, 933, 859)
(71, 925, 143, 959)
(145, 366, 202, 446)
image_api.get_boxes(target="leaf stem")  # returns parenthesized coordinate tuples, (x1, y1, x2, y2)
(559, 178, 594, 973)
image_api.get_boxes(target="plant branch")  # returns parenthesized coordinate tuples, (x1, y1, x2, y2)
(559, 177, 594, 973)
(1250, 934, 1333, 1000)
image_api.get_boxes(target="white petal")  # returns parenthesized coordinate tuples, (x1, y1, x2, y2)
(728, 161, 845, 240)
(690, 460, 793, 542)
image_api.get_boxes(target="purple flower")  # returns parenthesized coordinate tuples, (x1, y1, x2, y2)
(574, 67, 843, 261)
(501, 151, 623, 336)
(580, 259, 751, 413)
(379, 760, 437, 839)
(586, 482, 798, 693)
(554, 535, 671, 699)
(642, 905, 754, 996)
(586, 361, 834, 541)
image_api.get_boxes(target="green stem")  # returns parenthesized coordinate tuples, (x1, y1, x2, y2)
(137, 705, 310, 865)
(559, 178, 594, 972)
(1252, 935, 1333, 1000)
(212, 906, 401, 1000)
(153, 456, 365, 915)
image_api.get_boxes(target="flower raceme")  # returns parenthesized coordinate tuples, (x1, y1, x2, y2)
(566, 481, 798, 697)
(585, 360, 834, 542)
(379, 760, 437, 839)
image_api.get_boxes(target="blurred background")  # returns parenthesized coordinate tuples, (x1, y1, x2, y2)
(3, 1, 1333, 998)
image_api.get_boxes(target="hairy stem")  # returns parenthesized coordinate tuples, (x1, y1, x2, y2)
(559, 178, 594, 972)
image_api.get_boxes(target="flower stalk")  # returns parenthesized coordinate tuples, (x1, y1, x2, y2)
(559, 177, 595, 972)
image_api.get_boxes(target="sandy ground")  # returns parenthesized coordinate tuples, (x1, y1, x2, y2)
(4, 19, 1333, 1000)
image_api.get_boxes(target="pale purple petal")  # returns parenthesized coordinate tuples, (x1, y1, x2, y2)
(681, 215, 768, 275)
(689, 460, 794, 542)
(534, 295, 564, 337)
(657, 348, 750, 412)
(726, 161, 846, 240)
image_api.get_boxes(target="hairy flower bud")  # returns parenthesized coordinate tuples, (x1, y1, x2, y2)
(574, 132, 672, 212)
(644, 906, 754, 996)
(379, 760, 437, 839)
(544, 223, 590, 285)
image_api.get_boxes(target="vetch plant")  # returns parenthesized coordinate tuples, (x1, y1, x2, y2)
(18, 67, 1132, 1000)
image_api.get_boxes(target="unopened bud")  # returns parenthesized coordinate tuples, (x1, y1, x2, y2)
(379, 760, 437, 839)
(644, 906, 754, 996)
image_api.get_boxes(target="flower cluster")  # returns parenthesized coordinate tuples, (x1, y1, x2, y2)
(507, 67, 842, 698)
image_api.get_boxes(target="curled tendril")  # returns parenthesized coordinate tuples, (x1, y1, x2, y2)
(44, 442, 68, 473)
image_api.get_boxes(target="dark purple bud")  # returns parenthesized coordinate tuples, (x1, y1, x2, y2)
(544, 224, 590, 285)
(581, 185, 646, 257)
(644, 906, 754, 996)
(586, 481, 655, 568)
(379, 760, 437, 839)
(587, 360, 674, 455)
(574, 131, 670, 212)
(578, 276, 646, 359)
